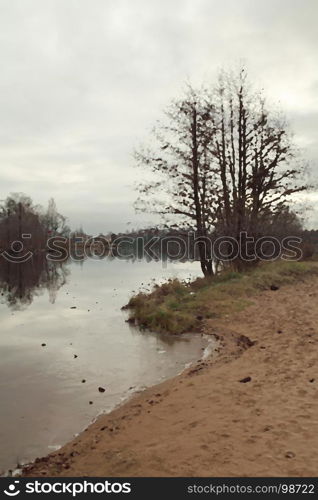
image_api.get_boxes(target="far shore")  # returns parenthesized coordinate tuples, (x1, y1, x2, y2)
(22, 266, 318, 477)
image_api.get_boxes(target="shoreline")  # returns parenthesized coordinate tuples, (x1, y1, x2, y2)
(16, 332, 217, 478)
(22, 269, 318, 477)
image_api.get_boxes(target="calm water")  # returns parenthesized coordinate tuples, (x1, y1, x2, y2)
(0, 256, 212, 473)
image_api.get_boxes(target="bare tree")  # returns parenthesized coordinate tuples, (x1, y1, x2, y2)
(43, 197, 70, 237)
(211, 69, 308, 263)
(135, 88, 220, 276)
(135, 70, 309, 274)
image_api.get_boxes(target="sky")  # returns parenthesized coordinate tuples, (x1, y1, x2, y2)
(0, 0, 317, 234)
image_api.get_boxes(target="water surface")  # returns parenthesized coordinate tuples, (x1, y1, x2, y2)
(0, 256, 210, 473)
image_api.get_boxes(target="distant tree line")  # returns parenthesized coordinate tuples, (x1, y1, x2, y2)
(106, 222, 317, 264)
(0, 193, 70, 250)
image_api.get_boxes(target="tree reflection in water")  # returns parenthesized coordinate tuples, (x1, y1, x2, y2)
(0, 253, 69, 309)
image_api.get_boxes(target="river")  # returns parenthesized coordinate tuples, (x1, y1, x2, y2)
(0, 255, 213, 474)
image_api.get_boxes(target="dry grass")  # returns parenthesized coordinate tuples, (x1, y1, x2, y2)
(125, 260, 318, 334)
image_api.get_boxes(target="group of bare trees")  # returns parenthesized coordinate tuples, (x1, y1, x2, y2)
(135, 69, 308, 275)
(0, 193, 70, 250)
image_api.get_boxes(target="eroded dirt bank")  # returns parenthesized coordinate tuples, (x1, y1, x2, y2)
(23, 276, 318, 477)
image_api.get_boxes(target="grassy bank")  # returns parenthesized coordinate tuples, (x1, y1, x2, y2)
(125, 260, 318, 335)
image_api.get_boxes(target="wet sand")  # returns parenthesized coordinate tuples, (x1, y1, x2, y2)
(23, 276, 318, 477)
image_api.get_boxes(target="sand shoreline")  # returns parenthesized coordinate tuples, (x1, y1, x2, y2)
(23, 275, 318, 477)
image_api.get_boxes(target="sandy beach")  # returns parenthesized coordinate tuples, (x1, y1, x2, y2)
(23, 274, 318, 477)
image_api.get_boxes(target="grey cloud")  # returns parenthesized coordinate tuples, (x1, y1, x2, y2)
(0, 0, 317, 232)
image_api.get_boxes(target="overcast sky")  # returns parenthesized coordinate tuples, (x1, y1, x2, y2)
(0, 0, 317, 233)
